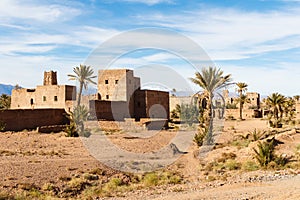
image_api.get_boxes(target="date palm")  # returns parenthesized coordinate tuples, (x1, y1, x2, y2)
(236, 82, 248, 120)
(68, 64, 96, 106)
(0, 94, 11, 109)
(266, 93, 286, 127)
(190, 66, 232, 144)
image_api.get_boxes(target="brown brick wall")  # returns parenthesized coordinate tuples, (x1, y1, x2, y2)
(134, 90, 169, 120)
(0, 109, 69, 131)
(89, 100, 131, 121)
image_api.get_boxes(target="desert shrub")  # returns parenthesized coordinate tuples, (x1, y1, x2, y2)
(65, 122, 79, 137)
(0, 192, 14, 200)
(217, 152, 237, 163)
(242, 161, 259, 171)
(296, 144, 300, 151)
(103, 178, 123, 192)
(160, 172, 182, 184)
(206, 175, 216, 181)
(253, 137, 288, 168)
(224, 159, 241, 170)
(249, 129, 267, 141)
(231, 140, 250, 148)
(193, 129, 206, 147)
(253, 139, 276, 167)
(142, 173, 159, 187)
(68, 178, 89, 191)
(0, 121, 5, 132)
(83, 173, 98, 181)
(89, 168, 106, 176)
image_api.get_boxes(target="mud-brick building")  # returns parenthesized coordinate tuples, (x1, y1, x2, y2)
(11, 71, 76, 112)
(90, 69, 169, 121)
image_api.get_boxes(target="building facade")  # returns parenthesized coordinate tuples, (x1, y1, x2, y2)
(91, 69, 169, 121)
(11, 71, 76, 112)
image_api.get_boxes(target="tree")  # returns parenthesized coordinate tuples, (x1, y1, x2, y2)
(235, 82, 248, 120)
(190, 66, 232, 144)
(0, 94, 11, 109)
(283, 97, 296, 120)
(65, 105, 90, 137)
(293, 95, 300, 102)
(68, 64, 96, 106)
(266, 93, 286, 128)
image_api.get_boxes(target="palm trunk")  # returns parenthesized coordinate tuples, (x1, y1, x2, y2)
(77, 82, 83, 106)
(239, 91, 243, 120)
(206, 92, 214, 145)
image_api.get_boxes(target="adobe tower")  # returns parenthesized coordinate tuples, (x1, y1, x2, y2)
(44, 71, 58, 86)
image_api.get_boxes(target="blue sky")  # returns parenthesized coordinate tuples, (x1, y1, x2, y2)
(1, 0, 300, 96)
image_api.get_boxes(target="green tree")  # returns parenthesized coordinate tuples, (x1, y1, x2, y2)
(266, 93, 286, 128)
(235, 82, 248, 120)
(180, 103, 199, 126)
(68, 64, 96, 106)
(0, 94, 11, 109)
(293, 95, 300, 102)
(190, 66, 232, 144)
(283, 97, 296, 121)
(66, 105, 90, 137)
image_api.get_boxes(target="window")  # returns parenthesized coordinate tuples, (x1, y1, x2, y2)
(106, 95, 109, 99)
(30, 98, 34, 105)
(43, 96, 46, 102)
(115, 80, 118, 84)
(105, 80, 109, 84)
(54, 96, 58, 101)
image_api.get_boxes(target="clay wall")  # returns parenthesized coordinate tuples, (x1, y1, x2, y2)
(0, 109, 69, 131)
(89, 100, 130, 121)
(11, 85, 76, 110)
(135, 90, 169, 120)
(225, 109, 256, 119)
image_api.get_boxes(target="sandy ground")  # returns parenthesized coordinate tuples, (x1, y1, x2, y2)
(0, 118, 299, 199)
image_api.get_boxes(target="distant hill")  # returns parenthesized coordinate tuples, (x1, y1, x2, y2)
(0, 84, 15, 95)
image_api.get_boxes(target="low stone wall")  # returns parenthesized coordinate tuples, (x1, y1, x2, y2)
(0, 109, 69, 131)
(225, 109, 256, 119)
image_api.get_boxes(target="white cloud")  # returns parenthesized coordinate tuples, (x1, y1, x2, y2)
(135, 7, 300, 61)
(0, 0, 81, 23)
(116, 0, 174, 6)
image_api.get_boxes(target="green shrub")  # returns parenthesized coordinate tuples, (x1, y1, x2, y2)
(224, 159, 241, 170)
(142, 173, 159, 187)
(249, 129, 267, 141)
(253, 138, 276, 167)
(65, 123, 79, 137)
(103, 178, 122, 191)
(242, 161, 259, 171)
(193, 130, 206, 147)
(0, 121, 5, 132)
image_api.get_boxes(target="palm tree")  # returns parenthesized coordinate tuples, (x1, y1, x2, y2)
(190, 66, 232, 144)
(266, 93, 286, 127)
(293, 95, 300, 102)
(0, 94, 11, 109)
(283, 97, 295, 119)
(68, 64, 97, 106)
(236, 82, 248, 120)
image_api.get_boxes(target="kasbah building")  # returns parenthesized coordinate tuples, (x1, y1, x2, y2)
(6, 68, 298, 131)
(9, 69, 169, 130)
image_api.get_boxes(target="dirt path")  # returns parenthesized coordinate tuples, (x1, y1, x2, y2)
(149, 175, 300, 200)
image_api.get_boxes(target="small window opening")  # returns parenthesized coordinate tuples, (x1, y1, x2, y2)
(30, 98, 34, 105)
(105, 80, 109, 84)
(43, 96, 46, 101)
(106, 95, 109, 99)
(54, 96, 58, 101)
(115, 80, 119, 84)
